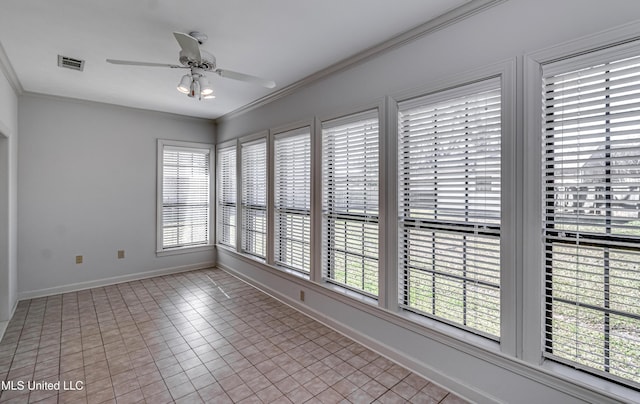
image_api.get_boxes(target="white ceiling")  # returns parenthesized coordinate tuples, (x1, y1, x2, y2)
(0, 0, 470, 119)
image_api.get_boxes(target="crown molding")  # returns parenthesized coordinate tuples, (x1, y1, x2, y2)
(21, 91, 214, 123)
(217, 0, 506, 123)
(0, 41, 23, 95)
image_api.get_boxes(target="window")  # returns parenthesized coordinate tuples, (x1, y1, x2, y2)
(274, 127, 311, 272)
(398, 79, 502, 339)
(241, 139, 267, 258)
(217, 145, 236, 247)
(158, 140, 212, 251)
(322, 110, 379, 296)
(542, 49, 640, 386)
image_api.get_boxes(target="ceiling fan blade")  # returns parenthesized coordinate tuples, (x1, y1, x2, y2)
(173, 32, 201, 63)
(106, 59, 185, 68)
(215, 69, 276, 89)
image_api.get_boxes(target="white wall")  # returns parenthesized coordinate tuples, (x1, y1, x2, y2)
(17, 94, 216, 297)
(0, 63, 18, 334)
(216, 1, 640, 403)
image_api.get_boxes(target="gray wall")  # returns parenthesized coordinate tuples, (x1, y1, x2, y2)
(17, 94, 216, 297)
(216, 0, 640, 403)
(0, 65, 18, 331)
(218, 0, 640, 138)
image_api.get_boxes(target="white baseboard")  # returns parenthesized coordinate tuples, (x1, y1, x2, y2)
(0, 320, 7, 343)
(18, 261, 216, 300)
(0, 298, 17, 343)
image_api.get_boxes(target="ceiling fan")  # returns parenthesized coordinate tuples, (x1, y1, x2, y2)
(106, 31, 276, 100)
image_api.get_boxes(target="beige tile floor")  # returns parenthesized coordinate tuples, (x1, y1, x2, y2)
(0, 268, 468, 404)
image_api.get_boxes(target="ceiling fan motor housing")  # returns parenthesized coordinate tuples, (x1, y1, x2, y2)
(179, 50, 216, 71)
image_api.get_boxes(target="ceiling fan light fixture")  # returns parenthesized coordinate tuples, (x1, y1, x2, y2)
(198, 76, 213, 95)
(177, 74, 191, 94)
(203, 94, 216, 99)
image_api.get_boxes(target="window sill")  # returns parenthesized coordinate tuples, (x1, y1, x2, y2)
(239, 250, 267, 264)
(541, 359, 640, 402)
(156, 244, 214, 257)
(216, 245, 381, 305)
(216, 243, 311, 281)
(398, 309, 500, 352)
(322, 282, 378, 306)
(273, 264, 311, 281)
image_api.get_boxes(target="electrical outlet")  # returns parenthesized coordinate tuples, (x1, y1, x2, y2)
(300, 290, 305, 302)
(118, 250, 125, 259)
(75, 255, 83, 264)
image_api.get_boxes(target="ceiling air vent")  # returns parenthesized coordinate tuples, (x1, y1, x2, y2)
(57, 55, 85, 71)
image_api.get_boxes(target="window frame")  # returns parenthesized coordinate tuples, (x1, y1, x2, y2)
(396, 77, 504, 341)
(390, 60, 517, 353)
(543, 49, 640, 379)
(271, 123, 313, 274)
(319, 105, 384, 301)
(216, 140, 237, 248)
(156, 139, 214, 256)
(525, 23, 640, 394)
(239, 132, 269, 260)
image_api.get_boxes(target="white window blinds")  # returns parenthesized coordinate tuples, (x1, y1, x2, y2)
(161, 145, 211, 250)
(274, 127, 311, 272)
(241, 139, 267, 258)
(542, 49, 640, 387)
(217, 146, 236, 247)
(398, 78, 502, 339)
(322, 110, 379, 296)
